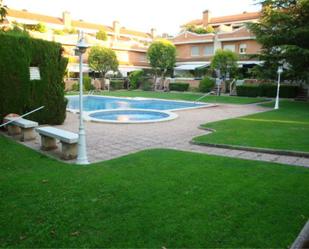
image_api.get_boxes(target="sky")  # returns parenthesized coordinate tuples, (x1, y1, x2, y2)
(4, 0, 261, 35)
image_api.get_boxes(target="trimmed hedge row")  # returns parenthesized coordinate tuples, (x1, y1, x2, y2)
(0, 33, 68, 124)
(110, 79, 124, 90)
(169, 82, 189, 91)
(236, 84, 299, 98)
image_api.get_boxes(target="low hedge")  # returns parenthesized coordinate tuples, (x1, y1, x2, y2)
(236, 84, 299, 98)
(169, 82, 189, 91)
(199, 77, 215, 93)
(110, 80, 124, 90)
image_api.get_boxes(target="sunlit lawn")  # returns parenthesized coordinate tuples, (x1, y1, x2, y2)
(0, 136, 309, 248)
(194, 101, 309, 152)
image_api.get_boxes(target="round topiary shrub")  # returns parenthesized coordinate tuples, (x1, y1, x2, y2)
(199, 77, 215, 93)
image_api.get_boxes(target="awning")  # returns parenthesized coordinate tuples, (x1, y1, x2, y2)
(67, 63, 90, 73)
(175, 63, 210, 70)
(237, 61, 263, 67)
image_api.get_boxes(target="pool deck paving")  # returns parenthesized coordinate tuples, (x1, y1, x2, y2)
(5, 103, 309, 168)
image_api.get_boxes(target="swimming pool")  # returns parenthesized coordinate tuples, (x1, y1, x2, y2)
(67, 95, 208, 112)
(87, 109, 178, 124)
(66, 95, 210, 123)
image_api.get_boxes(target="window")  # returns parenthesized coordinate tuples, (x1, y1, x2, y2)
(204, 45, 214, 56)
(139, 54, 147, 62)
(239, 44, 247, 54)
(116, 51, 129, 62)
(223, 44, 236, 52)
(191, 46, 199, 56)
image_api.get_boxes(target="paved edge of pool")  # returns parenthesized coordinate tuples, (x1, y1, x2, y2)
(83, 109, 178, 124)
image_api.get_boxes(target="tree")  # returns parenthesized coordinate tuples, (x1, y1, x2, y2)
(88, 46, 118, 87)
(248, 0, 309, 82)
(35, 22, 47, 33)
(211, 49, 238, 79)
(147, 39, 176, 90)
(96, 29, 108, 41)
(184, 24, 215, 34)
(0, 2, 7, 22)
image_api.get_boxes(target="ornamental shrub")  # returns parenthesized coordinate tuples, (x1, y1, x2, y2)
(199, 77, 215, 93)
(129, 70, 144, 89)
(110, 79, 124, 90)
(71, 77, 95, 91)
(169, 82, 189, 91)
(141, 80, 153, 91)
(0, 33, 68, 124)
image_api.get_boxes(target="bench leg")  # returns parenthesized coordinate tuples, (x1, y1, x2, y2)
(8, 125, 21, 136)
(21, 128, 36, 142)
(61, 142, 77, 160)
(40, 135, 57, 151)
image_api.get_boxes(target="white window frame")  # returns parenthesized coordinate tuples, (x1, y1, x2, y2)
(223, 44, 236, 52)
(204, 45, 214, 56)
(239, 44, 247, 54)
(191, 46, 200, 57)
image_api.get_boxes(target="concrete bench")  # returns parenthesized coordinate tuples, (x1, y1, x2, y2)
(36, 127, 78, 160)
(6, 117, 38, 141)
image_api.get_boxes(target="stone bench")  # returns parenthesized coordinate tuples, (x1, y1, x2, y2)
(6, 117, 38, 141)
(36, 127, 78, 160)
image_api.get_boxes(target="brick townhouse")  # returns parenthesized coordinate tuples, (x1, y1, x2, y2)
(2, 8, 263, 77)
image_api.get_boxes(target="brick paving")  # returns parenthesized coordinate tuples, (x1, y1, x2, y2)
(9, 103, 309, 168)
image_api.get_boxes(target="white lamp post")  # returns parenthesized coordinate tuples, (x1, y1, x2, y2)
(76, 31, 89, 165)
(274, 66, 283, 110)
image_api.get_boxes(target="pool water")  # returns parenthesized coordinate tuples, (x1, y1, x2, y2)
(89, 110, 173, 123)
(67, 95, 207, 112)
(67, 95, 209, 123)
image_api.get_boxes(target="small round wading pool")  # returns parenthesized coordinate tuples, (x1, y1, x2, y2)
(85, 109, 178, 124)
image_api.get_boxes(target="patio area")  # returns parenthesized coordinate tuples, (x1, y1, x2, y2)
(0, 103, 278, 159)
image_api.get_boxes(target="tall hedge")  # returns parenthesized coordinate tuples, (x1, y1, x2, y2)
(0, 33, 68, 124)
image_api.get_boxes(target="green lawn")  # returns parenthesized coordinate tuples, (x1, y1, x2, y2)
(194, 101, 309, 153)
(1, 136, 309, 248)
(67, 90, 268, 104)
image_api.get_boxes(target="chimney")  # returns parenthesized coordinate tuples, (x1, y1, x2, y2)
(151, 28, 157, 40)
(63, 11, 71, 29)
(113, 20, 120, 40)
(203, 10, 211, 27)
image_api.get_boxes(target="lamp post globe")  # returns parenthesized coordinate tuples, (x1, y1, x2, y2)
(76, 31, 89, 165)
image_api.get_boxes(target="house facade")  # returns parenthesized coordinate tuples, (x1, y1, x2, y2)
(172, 10, 262, 72)
(3, 8, 263, 78)
(3, 8, 156, 76)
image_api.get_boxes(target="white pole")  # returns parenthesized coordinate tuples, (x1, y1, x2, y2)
(275, 66, 283, 110)
(76, 34, 89, 165)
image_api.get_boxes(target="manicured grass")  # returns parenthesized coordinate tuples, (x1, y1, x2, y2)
(1, 136, 309, 248)
(194, 101, 309, 153)
(67, 90, 268, 104)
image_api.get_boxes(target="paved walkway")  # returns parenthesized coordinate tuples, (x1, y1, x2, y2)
(14, 103, 309, 167)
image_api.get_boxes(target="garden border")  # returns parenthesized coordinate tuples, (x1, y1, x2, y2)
(290, 219, 309, 249)
(191, 126, 309, 159)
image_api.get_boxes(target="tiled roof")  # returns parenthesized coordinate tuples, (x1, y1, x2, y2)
(184, 11, 261, 26)
(6, 8, 150, 38)
(71, 20, 112, 32)
(211, 12, 261, 24)
(7, 8, 63, 25)
(120, 27, 151, 38)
